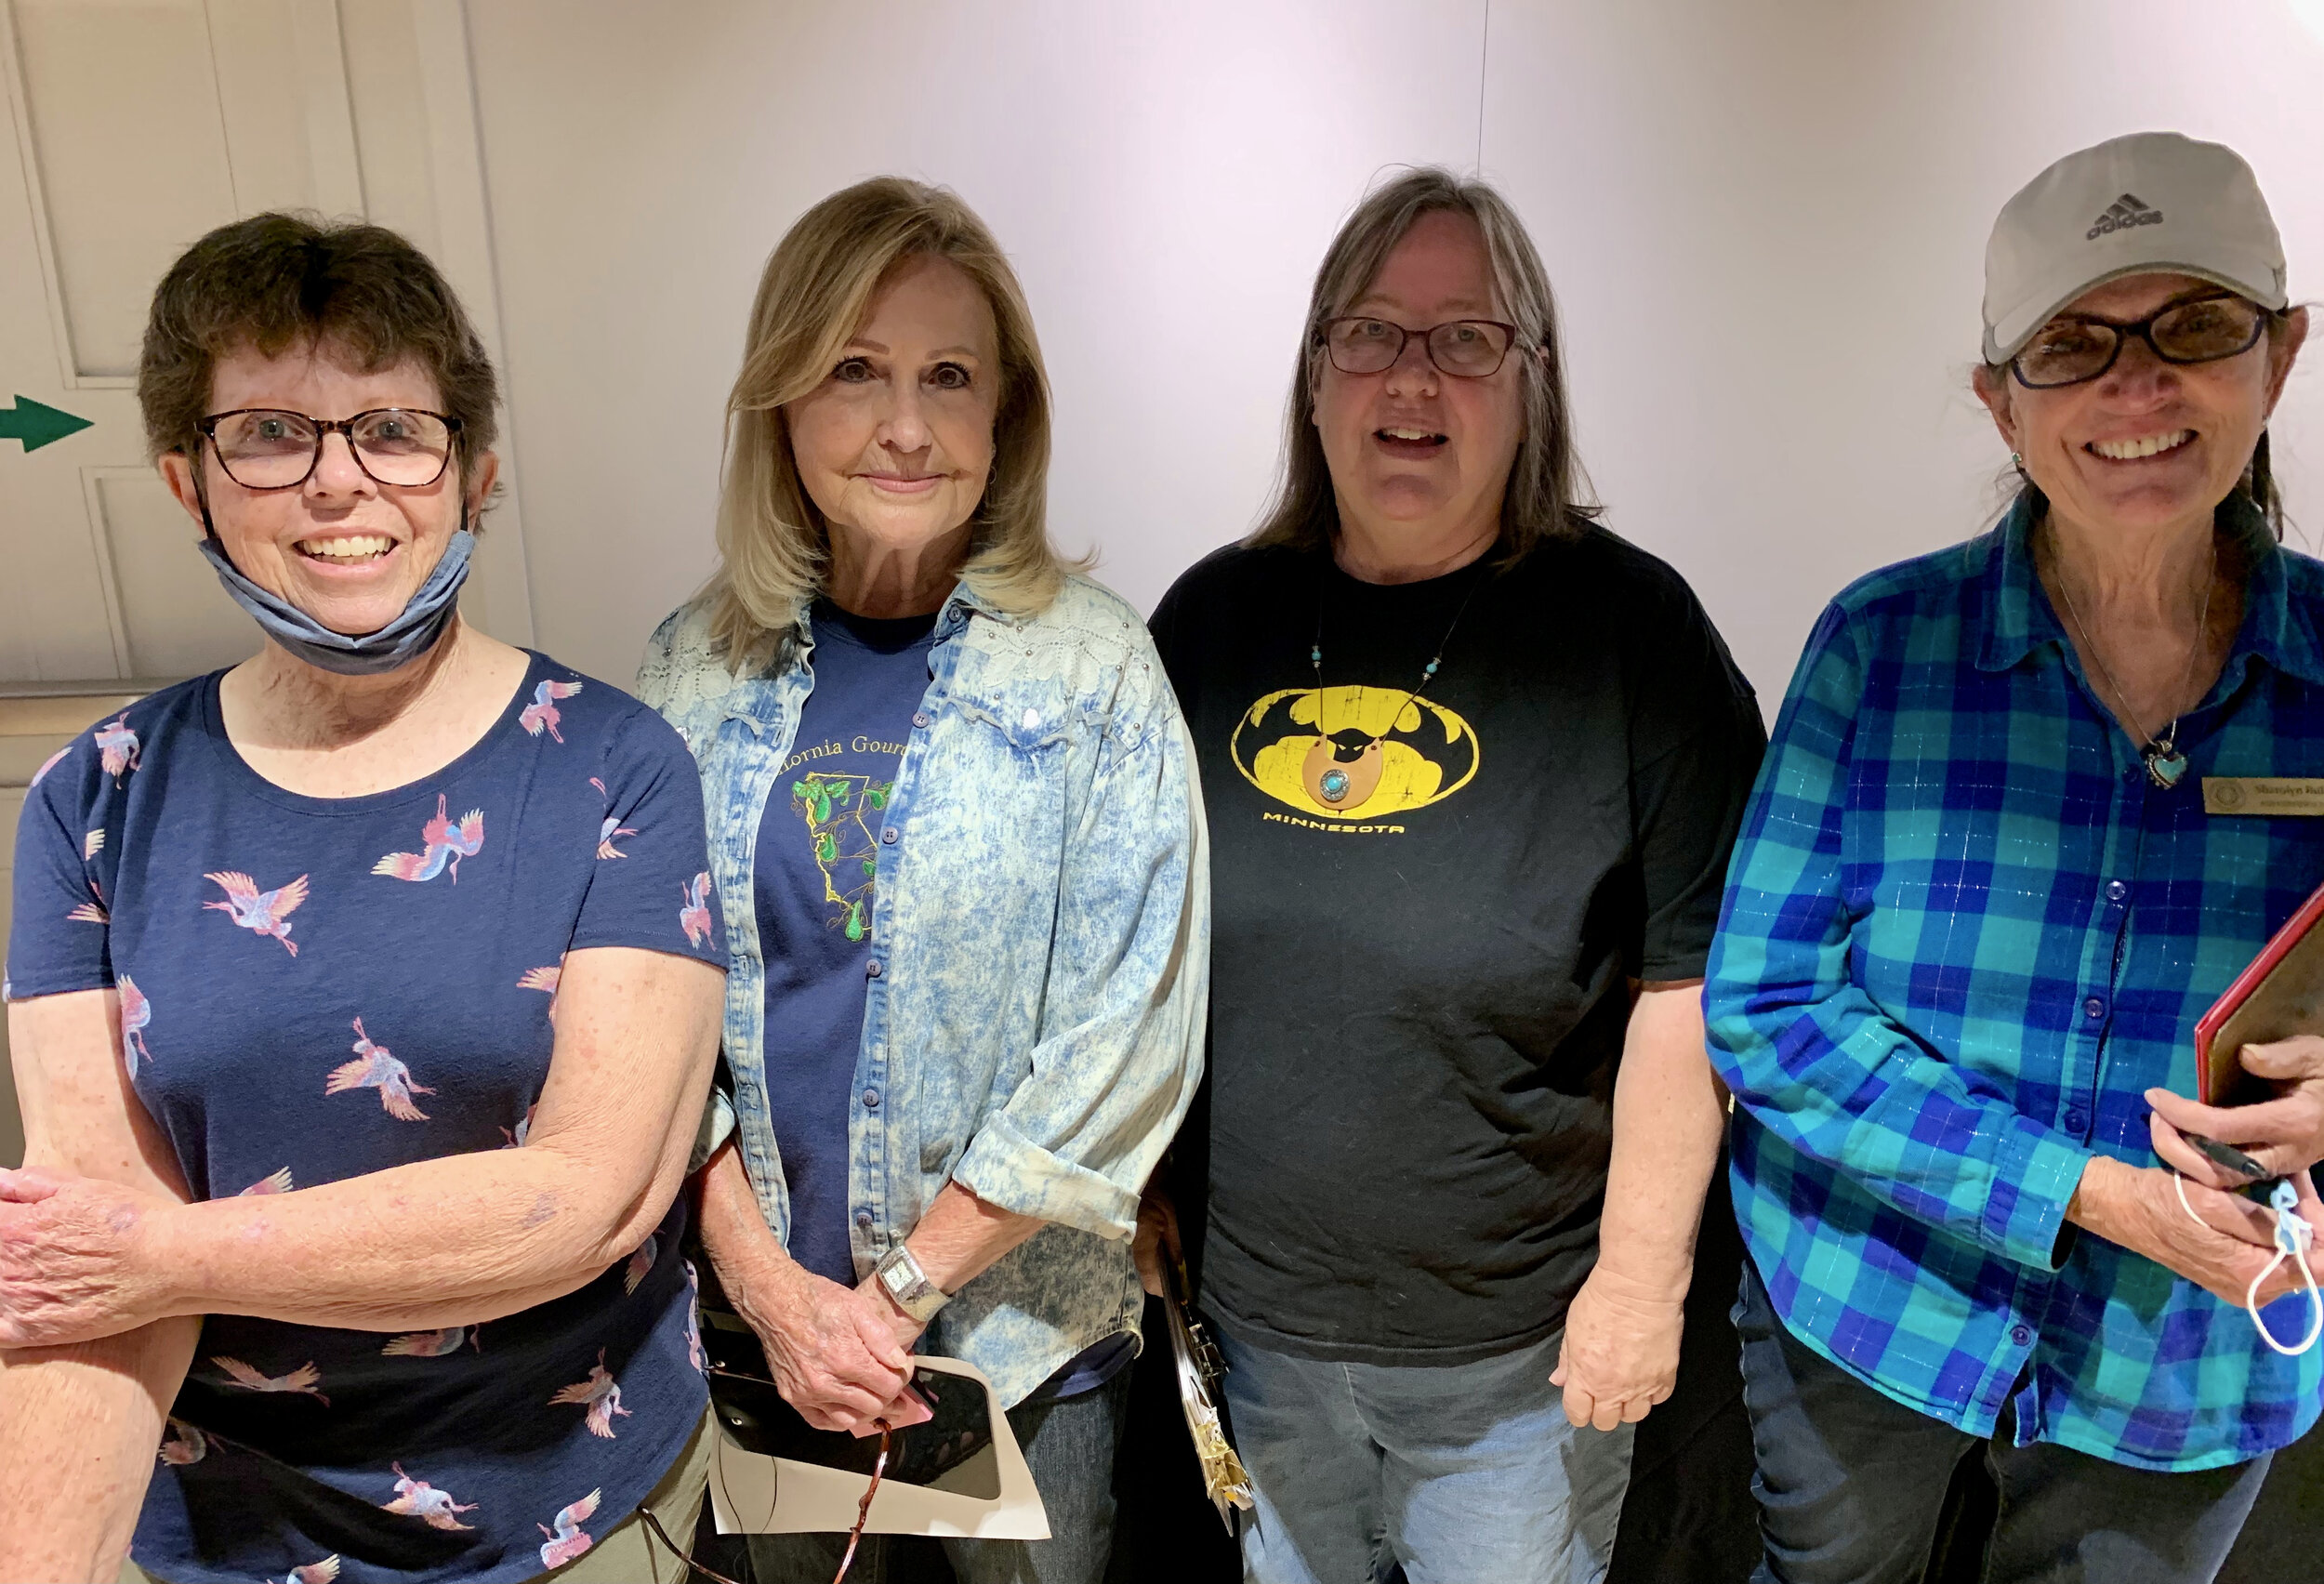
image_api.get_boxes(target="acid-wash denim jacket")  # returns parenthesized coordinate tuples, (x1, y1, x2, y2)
(638, 574, 1208, 1406)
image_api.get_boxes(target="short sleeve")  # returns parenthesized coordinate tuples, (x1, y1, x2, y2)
(569, 706, 728, 967)
(5, 746, 114, 1000)
(1628, 577, 1768, 981)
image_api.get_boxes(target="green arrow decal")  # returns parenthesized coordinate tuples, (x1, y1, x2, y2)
(0, 394, 94, 452)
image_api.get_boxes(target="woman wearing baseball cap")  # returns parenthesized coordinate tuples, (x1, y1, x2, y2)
(1705, 131, 2323, 1582)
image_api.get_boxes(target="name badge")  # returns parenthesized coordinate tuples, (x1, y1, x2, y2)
(2201, 777, 2324, 815)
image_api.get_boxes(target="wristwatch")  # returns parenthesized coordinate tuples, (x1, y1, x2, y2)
(873, 1244, 950, 1324)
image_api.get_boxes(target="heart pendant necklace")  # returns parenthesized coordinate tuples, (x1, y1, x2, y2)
(2053, 538, 2215, 792)
(1302, 561, 1486, 812)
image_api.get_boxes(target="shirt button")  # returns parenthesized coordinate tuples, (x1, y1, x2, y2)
(881, 826, 898, 844)
(2064, 1108, 2088, 1132)
(2011, 1324, 2033, 1347)
(866, 959, 883, 979)
(2082, 997, 2105, 1020)
(2105, 879, 2128, 903)
(863, 1088, 880, 1110)
(913, 711, 931, 729)
(855, 1210, 874, 1231)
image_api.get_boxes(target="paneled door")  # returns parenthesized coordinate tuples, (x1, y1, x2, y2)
(0, 0, 532, 685)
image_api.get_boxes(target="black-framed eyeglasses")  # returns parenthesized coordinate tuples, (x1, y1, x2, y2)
(2011, 294, 2276, 389)
(195, 407, 462, 490)
(1315, 316, 1525, 378)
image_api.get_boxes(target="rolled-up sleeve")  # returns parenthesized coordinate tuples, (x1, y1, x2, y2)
(951, 681, 1209, 1240)
(1704, 603, 2091, 1271)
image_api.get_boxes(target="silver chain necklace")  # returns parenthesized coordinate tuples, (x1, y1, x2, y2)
(2050, 539, 2216, 790)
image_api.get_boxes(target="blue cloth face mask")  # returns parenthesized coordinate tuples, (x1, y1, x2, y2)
(2175, 1169, 2323, 1356)
(198, 525, 474, 676)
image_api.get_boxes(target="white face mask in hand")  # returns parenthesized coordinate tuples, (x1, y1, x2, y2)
(2176, 1172, 2324, 1356)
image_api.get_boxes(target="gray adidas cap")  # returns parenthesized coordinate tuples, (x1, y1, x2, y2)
(1982, 131, 2288, 365)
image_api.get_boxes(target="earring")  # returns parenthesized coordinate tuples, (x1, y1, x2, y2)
(2011, 452, 2025, 470)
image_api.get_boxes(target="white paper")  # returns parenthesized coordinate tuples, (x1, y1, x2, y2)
(708, 1354, 1050, 1539)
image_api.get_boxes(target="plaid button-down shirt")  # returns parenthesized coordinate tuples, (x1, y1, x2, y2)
(1706, 494, 2324, 1471)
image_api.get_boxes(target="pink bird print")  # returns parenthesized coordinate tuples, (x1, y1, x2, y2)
(548, 1349, 631, 1439)
(277, 1557, 340, 1584)
(157, 1419, 208, 1465)
(382, 1325, 482, 1358)
(501, 1102, 537, 1148)
(117, 975, 152, 1078)
(67, 878, 107, 924)
(623, 1234, 657, 1294)
(30, 744, 71, 787)
(680, 872, 713, 947)
(373, 793, 484, 883)
(84, 828, 105, 858)
(95, 712, 140, 782)
(517, 965, 561, 995)
(597, 814, 636, 860)
(590, 774, 636, 856)
(240, 1168, 294, 1195)
(203, 870, 310, 956)
(213, 1355, 330, 1405)
(325, 1018, 434, 1121)
(536, 1488, 601, 1569)
(383, 1462, 480, 1530)
(683, 1260, 706, 1373)
(520, 679, 584, 743)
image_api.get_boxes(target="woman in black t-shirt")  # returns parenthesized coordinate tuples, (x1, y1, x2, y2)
(1137, 167, 1763, 1584)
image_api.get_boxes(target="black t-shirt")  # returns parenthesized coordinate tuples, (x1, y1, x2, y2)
(1149, 527, 1765, 1365)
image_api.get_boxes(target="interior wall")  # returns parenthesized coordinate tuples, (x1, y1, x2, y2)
(465, 0, 2324, 709)
(463, 0, 1488, 684)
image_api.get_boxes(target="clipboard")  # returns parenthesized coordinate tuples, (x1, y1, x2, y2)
(2195, 876, 2324, 1105)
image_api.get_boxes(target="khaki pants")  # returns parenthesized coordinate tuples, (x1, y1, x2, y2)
(123, 1406, 716, 1584)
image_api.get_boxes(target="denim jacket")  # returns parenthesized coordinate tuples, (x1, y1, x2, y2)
(638, 574, 1208, 1406)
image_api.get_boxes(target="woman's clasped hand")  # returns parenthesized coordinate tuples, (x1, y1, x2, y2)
(714, 1212, 931, 1436)
(2068, 1155, 2324, 1312)
(0, 1166, 178, 1349)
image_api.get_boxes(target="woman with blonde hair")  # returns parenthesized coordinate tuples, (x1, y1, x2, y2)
(638, 178, 1208, 1583)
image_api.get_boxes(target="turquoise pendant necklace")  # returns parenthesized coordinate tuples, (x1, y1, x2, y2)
(1302, 562, 1486, 810)
(2053, 542, 2215, 792)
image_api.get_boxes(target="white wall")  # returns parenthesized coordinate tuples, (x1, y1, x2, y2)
(465, 0, 2324, 708)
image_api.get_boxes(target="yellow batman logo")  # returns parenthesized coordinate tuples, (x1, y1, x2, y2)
(1231, 684, 1480, 819)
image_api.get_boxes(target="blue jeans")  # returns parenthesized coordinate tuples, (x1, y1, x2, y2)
(1213, 1318, 1634, 1584)
(746, 1369, 1130, 1584)
(1733, 1257, 2271, 1584)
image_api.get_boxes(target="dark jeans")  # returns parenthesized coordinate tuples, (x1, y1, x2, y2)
(748, 1369, 1131, 1584)
(1733, 1257, 2272, 1584)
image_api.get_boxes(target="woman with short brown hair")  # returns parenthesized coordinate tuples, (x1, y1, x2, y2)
(0, 212, 728, 1583)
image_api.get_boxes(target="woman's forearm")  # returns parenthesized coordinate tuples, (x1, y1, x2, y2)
(906, 1180, 1045, 1293)
(698, 1141, 805, 1300)
(124, 949, 723, 1336)
(0, 1315, 198, 1581)
(1592, 983, 1727, 1303)
(151, 1132, 686, 1333)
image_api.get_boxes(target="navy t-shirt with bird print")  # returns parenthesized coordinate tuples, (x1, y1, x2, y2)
(5, 653, 727, 1584)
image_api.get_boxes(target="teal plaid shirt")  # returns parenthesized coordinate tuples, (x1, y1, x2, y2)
(1706, 494, 2324, 1471)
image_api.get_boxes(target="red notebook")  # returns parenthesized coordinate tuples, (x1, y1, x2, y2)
(2195, 876, 2324, 1105)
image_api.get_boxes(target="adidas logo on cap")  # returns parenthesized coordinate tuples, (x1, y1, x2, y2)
(2087, 192, 2164, 241)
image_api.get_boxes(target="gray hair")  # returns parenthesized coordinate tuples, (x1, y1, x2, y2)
(1248, 166, 1596, 563)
